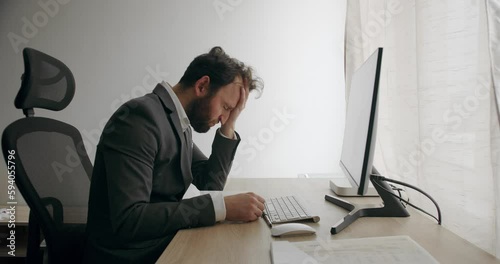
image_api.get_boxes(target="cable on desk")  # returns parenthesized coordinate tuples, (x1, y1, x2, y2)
(371, 175, 442, 225)
(388, 183, 408, 207)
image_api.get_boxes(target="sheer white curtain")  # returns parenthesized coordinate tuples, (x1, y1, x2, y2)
(486, 0, 500, 257)
(345, 0, 500, 255)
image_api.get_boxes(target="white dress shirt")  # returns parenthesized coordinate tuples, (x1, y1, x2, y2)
(161, 81, 231, 222)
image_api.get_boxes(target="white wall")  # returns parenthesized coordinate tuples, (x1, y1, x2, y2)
(0, 0, 346, 204)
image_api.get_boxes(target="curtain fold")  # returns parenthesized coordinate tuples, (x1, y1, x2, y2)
(486, 0, 500, 118)
(485, 0, 500, 256)
(345, 0, 500, 255)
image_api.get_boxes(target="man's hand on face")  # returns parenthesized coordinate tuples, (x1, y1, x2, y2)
(224, 192, 265, 222)
(220, 78, 250, 138)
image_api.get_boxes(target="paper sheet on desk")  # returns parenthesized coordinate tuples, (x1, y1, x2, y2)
(271, 236, 439, 264)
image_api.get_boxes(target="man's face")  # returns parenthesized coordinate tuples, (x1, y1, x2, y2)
(187, 76, 242, 133)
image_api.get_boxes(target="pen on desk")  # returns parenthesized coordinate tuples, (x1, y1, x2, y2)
(262, 212, 272, 228)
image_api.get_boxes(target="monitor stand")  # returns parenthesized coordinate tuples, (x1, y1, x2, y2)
(325, 175, 410, 234)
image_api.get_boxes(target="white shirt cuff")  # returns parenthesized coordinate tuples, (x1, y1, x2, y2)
(182, 184, 227, 222)
(201, 191, 226, 222)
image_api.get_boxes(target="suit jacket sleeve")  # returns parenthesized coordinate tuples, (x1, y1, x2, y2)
(99, 102, 216, 242)
(191, 129, 240, 190)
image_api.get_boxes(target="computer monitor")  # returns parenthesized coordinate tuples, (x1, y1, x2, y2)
(325, 47, 410, 234)
(340, 47, 382, 196)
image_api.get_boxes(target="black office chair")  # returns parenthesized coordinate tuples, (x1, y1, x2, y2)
(1, 48, 93, 264)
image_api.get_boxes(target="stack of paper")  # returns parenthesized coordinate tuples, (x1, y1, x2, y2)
(271, 236, 439, 264)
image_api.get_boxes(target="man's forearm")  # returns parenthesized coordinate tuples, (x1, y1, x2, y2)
(220, 126, 236, 139)
(191, 130, 240, 190)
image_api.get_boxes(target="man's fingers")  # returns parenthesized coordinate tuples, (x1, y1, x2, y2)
(248, 192, 266, 204)
(254, 206, 263, 218)
(247, 192, 266, 203)
(240, 77, 249, 108)
(254, 198, 265, 211)
(250, 193, 265, 213)
(241, 87, 247, 109)
(247, 192, 265, 215)
(239, 86, 248, 109)
(245, 82, 250, 97)
(243, 76, 249, 90)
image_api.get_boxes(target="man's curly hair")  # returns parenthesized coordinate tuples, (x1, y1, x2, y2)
(179, 47, 263, 97)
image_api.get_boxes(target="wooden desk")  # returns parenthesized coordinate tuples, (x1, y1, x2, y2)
(158, 178, 500, 264)
(0, 206, 29, 224)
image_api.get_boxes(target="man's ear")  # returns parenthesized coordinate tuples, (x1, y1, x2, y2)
(194, 76, 210, 97)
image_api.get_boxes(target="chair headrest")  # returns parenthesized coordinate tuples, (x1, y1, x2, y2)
(15, 48, 75, 113)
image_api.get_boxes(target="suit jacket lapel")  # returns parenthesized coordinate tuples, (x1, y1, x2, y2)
(153, 84, 193, 192)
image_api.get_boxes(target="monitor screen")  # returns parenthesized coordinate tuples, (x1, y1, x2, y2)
(339, 48, 383, 195)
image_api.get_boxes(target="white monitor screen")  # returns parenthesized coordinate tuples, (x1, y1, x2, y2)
(340, 48, 382, 195)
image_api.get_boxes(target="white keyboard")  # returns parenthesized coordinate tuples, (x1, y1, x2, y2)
(263, 195, 320, 225)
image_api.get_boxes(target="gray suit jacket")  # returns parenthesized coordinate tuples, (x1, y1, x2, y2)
(84, 84, 240, 263)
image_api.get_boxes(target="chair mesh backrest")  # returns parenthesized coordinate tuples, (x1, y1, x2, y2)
(2, 117, 92, 227)
(18, 132, 89, 209)
(15, 48, 75, 111)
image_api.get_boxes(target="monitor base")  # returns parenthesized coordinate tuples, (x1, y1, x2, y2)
(325, 176, 410, 234)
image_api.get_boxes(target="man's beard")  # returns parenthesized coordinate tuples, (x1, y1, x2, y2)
(186, 96, 217, 133)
